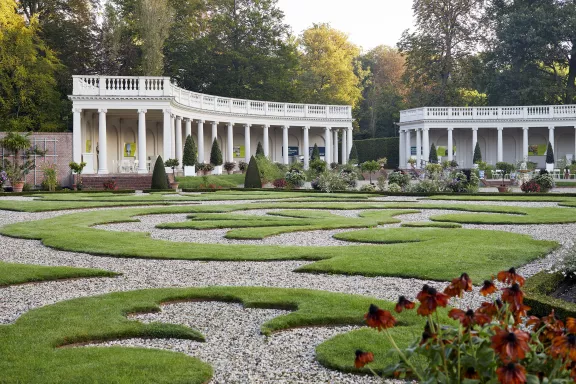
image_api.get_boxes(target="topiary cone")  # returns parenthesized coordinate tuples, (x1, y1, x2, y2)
(210, 138, 223, 166)
(244, 156, 262, 188)
(151, 156, 169, 190)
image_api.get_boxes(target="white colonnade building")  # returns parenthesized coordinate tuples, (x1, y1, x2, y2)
(70, 76, 354, 174)
(399, 106, 576, 168)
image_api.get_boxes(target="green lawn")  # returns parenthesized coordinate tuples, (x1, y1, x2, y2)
(0, 261, 118, 286)
(0, 205, 557, 281)
(176, 174, 245, 188)
(0, 286, 428, 383)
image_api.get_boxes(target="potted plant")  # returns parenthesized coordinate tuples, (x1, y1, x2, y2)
(361, 160, 381, 184)
(224, 161, 236, 174)
(69, 161, 87, 191)
(495, 162, 515, 193)
(545, 141, 555, 172)
(210, 138, 223, 175)
(204, 163, 214, 175)
(164, 158, 180, 190)
(0, 132, 43, 192)
(182, 135, 197, 176)
(472, 142, 482, 169)
(238, 161, 248, 174)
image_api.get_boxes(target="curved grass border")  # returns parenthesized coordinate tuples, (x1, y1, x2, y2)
(0, 261, 118, 286)
(0, 205, 557, 282)
(0, 286, 410, 383)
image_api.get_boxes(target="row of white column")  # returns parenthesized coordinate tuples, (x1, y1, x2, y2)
(402, 125, 567, 168)
(72, 108, 353, 174)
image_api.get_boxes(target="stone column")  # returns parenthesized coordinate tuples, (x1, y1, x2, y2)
(163, 109, 172, 162)
(171, 115, 176, 159)
(341, 128, 347, 164)
(324, 127, 331, 164)
(137, 109, 147, 173)
(416, 128, 422, 168)
(197, 120, 205, 163)
(422, 127, 430, 165)
(497, 126, 504, 162)
(175, 116, 183, 169)
(549, 126, 555, 151)
(263, 124, 270, 157)
(399, 129, 405, 167)
(211, 121, 218, 145)
(282, 125, 289, 164)
(98, 108, 108, 174)
(244, 124, 251, 163)
(332, 129, 339, 164)
(347, 127, 353, 160)
(447, 127, 454, 162)
(185, 118, 192, 138)
(522, 127, 529, 161)
(72, 108, 82, 164)
(303, 126, 310, 170)
(405, 129, 411, 167)
(227, 122, 234, 162)
(472, 127, 478, 164)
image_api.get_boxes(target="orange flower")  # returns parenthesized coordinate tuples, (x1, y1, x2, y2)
(497, 268, 525, 287)
(444, 273, 473, 298)
(566, 317, 576, 334)
(491, 327, 530, 362)
(551, 334, 576, 361)
(496, 363, 527, 384)
(354, 350, 374, 368)
(480, 279, 497, 296)
(417, 286, 450, 316)
(478, 300, 502, 318)
(501, 283, 525, 312)
(395, 296, 415, 313)
(449, 308, 491, 328)
(365, 304, 396, 331)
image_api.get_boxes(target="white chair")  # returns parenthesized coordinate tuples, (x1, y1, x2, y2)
(553, 169, 561, 179)
(133, 160, 139, 173)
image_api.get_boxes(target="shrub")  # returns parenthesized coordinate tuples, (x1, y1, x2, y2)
(534, 173, 554, 192)
(223, 162, 236, 173)
(275, 162, 288, 173)
(151, 156, 168, 190)
(556, 244, 576, 281)
(256, 156, 283, 184)
(182, 135, 197, 166)
(388, 171, 410, 189)
(272, 178, 287, 189)
(103, 179, 117, 191)
(387, 183, 402, 192)
(311, 179, 321, 190)
(256, 141, 265, 157)
(348, 142, 359, 163)
(311, 144, 320, 161)
(352, 138, 399, 167)
(244, 156, 262, 188)
(361, 160, 381, 183)
(164, 158, 179, 175)
(546, 141, 555, 164)
(521, 179, 541, 193)
(354, 270, 576, 382)
(340, 168, 359, 189)
(210, 138, 223, 166)
(446, 171, 479, 193)
(450, 160, 459, 168)
(284, 169, 306, 188)
(330, 162, 339, 170)
(359, 184, 376, 192)
(41, 163, 58, 192)
(317, 171, 348, 192)
(473, 142, 482, 163)
(377, 157, 388, 168)
(0, 171, 7, 187)
(376, 175, 387, 191)
(425, 163, 443, 175)
(429, 143, 438, 164)
(407, 179, 443, 193)
(69, 161, 87, 187)
(310, 159, 327, 174)
(289, 162, 303, 171)
(238, 161, 248, 173)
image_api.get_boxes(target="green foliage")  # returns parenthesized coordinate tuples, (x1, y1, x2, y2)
(352, 138, 398, 167)
(473, 142, 482, 163)
(256, 141, 265, 157)
(359, 184, 376, 192)
(0, 132, 43, 182)
(524, 271, 576, 320)
(429, 143, 438, 164)
(311, 144, 320, 161)
(546, 141, 555, 164)
(255, 156, 282, 184)
(151, 156, 168, 189)
(69, 162, 86, 174)
(0, 261, 117, 287)
(41, 163, 58, 192)
(361, 160, 380, 183)
(284, 169, 306, 188)
(164, 158, 179, 174)
(137, 0, 173, 76)
(387, 171, 410, 189)
(310, 159, 327, 174)
(244, 156, 262, 188)
(317, 171, 349, 192)
(533, 174, 555, 192)
(210, 138, 222, 166)
(348, 142, 359, 162)
(183, 135, 197, 167)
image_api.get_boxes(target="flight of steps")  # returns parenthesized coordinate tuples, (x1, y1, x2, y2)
(81, 174, 153, 190)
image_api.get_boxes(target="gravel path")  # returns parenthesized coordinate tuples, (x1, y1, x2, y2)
(1, 196, 575, 383)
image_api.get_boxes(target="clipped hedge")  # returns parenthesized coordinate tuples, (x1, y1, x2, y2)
(524, 271, 576, 320)
(353, 137, 399, 167)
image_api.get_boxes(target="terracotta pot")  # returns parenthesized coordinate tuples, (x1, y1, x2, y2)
(497, 186, 509, 193)
(12, 181, 24, 193)
(169, 182, 179, 191)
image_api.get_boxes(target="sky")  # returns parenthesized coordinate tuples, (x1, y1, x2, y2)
(276, 0, 415, 52)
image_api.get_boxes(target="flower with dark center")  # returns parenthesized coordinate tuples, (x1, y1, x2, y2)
(449, 308, 491, 328)
(567, 317, 576, 334)
(416, 284, 430, 302)
(501, 283, 525, 312)
(497, 268, 525, 287)
(364, 304, 396, 331)
(395, 296, 415, 313)
(551, 334, 576, 361)
(463, 366, 480, 379)
(491, 327, 530, 362)
(444, 273, 473, 298)
(417, 286, 449, 316)
(477, 301, 500, 318)
(480, 279, 497, 296)
(496, 363, 527, 384)
(354, 350, 374, 368)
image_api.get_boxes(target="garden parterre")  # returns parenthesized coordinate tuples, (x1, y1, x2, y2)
(0, 191, 574, 383)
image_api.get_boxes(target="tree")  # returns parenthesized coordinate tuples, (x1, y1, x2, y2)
(0, 0, 63, 131)
(349, 142, 359, 163)
(256, 141, 265, 157)
(183, 135, 197, 167)
(244, 156, 262, 188)
(0, 132, 43, 183)
(210, 138, 223, 166)
(298, 23, 364, 107)
(151, 156, 168, 189)
(311, 144, 320, 161)
(361, 160, 380, 183)
(136, 0, 173, 76)
(546, 142, 555, 164)
(398, 0, 485, 106)
(473, 142, 482, 164)
(429, 143, 438, 164)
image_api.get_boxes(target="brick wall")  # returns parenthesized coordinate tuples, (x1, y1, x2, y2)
(0, 132, 73, 188)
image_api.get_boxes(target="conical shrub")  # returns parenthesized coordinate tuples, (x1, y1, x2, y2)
(244, 156, 262, 188)
(429, 143, 438, 164)
(473, 142, 482, 164)
(546, 141, 555, 164)
(256, 141, 265, 157)
(151, 156, 168, 189)
(210, 138, 223, 166)
(311, 144, 320, 161)
(183, 135, 197, 166)
(349, 142, 358, 162)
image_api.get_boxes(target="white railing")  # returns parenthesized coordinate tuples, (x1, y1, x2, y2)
(400, 105, 576, 123)
(72, 75, 352, 119)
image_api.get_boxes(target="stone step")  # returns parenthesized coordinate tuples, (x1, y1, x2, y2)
(81, 174, 154, 191)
